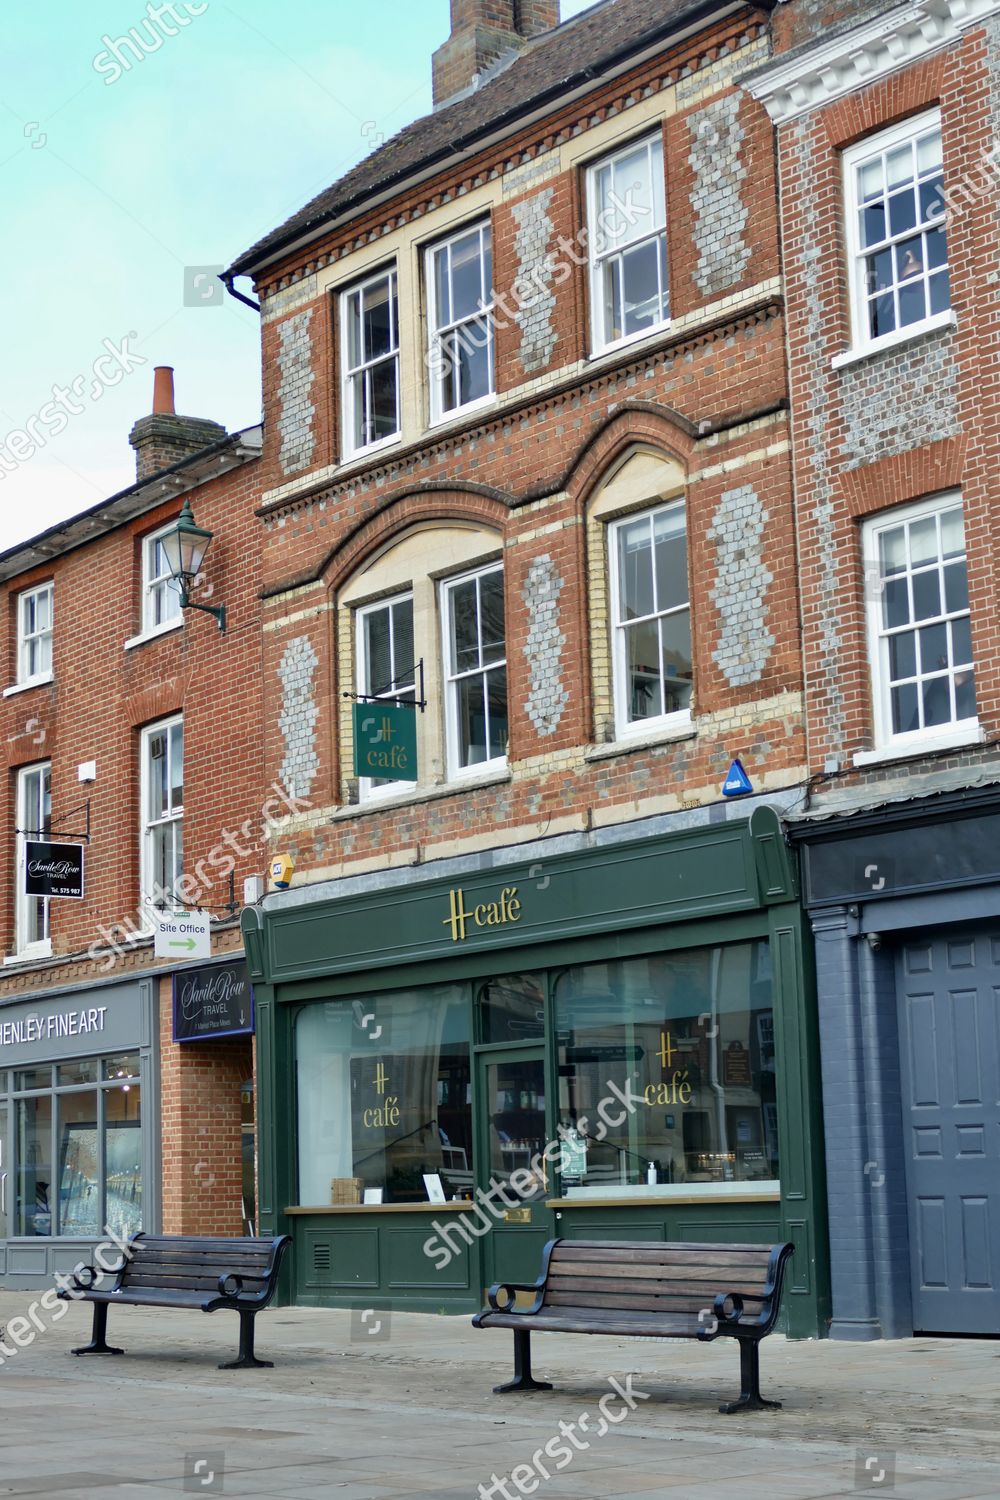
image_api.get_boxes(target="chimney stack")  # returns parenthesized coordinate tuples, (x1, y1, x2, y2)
(432, 0, 560, 108)
(129, 366, 227, 482)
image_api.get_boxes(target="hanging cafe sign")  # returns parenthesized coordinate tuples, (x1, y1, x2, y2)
(348, 659, 426, 783)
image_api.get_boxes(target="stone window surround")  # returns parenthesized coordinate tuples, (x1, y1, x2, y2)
(841, 108, 949, 361)
(336, 522, 505, 806)
(585, 445, 691, 747)
(860, 488, 978, 757)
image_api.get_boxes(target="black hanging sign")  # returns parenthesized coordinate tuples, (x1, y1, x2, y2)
(24, 841, 85, 900)
(173, 960, 254, 1043)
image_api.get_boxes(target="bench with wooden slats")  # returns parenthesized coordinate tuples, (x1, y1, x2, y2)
(473, 1237, 794, 1412)
(57, 1232, 291, 1369)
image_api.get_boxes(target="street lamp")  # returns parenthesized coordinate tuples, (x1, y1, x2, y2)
(159, 499, 226, 632)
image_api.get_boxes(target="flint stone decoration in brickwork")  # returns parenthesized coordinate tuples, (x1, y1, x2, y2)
(278, 636, 320, 798)
(511, 187, 557, 374)
(688, 94, 751, 297)
(840, 326, 961, 469)
(709, 484, 775, 686)
(522, 554, 569, 735)
(277, 309, 316, 476)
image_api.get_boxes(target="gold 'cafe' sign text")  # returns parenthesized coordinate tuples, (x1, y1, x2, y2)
(443, 885, 522, 943)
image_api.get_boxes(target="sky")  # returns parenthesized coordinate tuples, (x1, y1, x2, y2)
(0, 0, 599, 553)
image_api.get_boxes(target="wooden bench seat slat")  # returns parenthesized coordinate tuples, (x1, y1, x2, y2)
(551, 1245, 772, 1267)
(557, 1240, 773, 1253)
(483, 1308, 706, 1337)
(543, 1288, 765, 1314)
(546, 1274, 768, 1299)
(549, 1261, 770, 1287)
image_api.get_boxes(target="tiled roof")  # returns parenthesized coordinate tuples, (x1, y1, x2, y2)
(227, 0, 731, 277)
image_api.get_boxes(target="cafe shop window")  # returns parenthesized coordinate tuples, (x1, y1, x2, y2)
(295, 986, 472, 1206)
(14, 761, 52, 958)
(554, 939, 777, 1196)
(9, 1052, 142, 1239)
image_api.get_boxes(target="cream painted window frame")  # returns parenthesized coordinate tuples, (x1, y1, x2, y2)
(16, 581, 53, 688)
(586, 131, 670, 357)
(340, 265, 402, 460)
(355, 590, 417, 802)
(14, 761, 52, 958)
(843, 109, 949, 358)
(440, 562, 508, 780)
(426, 221, 496, 425)
(862, 491, 976, 754)
(609, 499, 692, 740)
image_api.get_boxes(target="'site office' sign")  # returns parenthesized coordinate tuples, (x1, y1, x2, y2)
(24, 841, 85, 900)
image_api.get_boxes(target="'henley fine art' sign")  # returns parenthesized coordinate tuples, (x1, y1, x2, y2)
(173, 960, 254, 1043)
(24, 841, 85, 900)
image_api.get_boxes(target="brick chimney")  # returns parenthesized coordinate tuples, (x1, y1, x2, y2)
(129, 366, 227, 482)
(432, 0, 560, 107)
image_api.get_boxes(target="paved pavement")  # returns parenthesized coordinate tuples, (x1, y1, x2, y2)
(0, 1293, 998, 1499)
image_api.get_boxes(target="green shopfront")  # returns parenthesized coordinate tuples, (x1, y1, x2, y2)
(241, 808, 830, 1337)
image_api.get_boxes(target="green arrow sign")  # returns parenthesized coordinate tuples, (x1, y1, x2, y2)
(169, 938, 197, 952)
(353, 701, 418, 782)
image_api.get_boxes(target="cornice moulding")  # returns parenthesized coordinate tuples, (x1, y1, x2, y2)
(745, 0, 1000, 122)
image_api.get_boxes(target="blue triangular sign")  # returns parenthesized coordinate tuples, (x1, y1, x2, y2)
(722, 758, 753, 797)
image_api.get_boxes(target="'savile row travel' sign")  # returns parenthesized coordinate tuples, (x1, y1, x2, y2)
(24, 841, 85, 900)
(173, 960, 254, 1043)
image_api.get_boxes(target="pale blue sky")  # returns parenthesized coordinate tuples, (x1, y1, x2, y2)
(0, 0, 597, 552)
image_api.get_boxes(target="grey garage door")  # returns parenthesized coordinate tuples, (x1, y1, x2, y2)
(897, 927, 1000, 1334)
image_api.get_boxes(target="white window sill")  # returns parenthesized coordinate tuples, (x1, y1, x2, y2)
(589, 318, 672, 363)
(853, 721, 984, 766)
(340, 764, 511, 820)
(586, 718, 697, 762)
(428, 391, 497, 431)
(124, 618, 184, 651)
(341, 432, 401, 465)
(3, 673, 53, 698)
(5, 940, 53, 966)
(831, 310, 956, 370)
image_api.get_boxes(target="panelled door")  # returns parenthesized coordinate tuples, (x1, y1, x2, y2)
(897, 927, 1000, 1333)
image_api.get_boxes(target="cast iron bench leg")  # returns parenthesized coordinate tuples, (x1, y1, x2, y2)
(720, 1337, 780, 1414)
(493, 1327, 553, 1394)
(219, 1308, 273, 1371)
(72, 1302, 124, 1357)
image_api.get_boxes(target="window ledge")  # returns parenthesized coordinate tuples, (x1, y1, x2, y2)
(124, 618, 183, 651)
(853, 721, 985, 766)
(588, 318, 672, 363)
(427, 392, 497, 432)
(547, 1186, 780, 1207)
(335, 765, 512, 820)
(831, 310, 956, 370)
(341, 432, 401, 465)
(3, 674, 53, 698)
(585, 720, 697, 762)
(4, 940, 53, 967)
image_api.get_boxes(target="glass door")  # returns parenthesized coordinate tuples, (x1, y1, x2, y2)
(0, 1101, 8, 1241)
(476, 1047, 554, 1292)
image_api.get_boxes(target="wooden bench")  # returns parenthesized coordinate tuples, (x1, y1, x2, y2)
(58, 1232, 291, 1370)
(473, 1237, 793, 1413)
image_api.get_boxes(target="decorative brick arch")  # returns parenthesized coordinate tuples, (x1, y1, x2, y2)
(320, 484, 510, 595)
(563, 402, 697, 514)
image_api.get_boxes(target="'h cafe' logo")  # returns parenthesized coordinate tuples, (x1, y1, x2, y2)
(443, 884, 522, 942)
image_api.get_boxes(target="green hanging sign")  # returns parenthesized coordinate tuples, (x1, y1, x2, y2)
(352, 701, 418, 782)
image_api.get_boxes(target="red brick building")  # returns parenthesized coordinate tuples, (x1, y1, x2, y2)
(747, 0, 1000, 1337)
(0, 369, 267, 1285)
(228, 0, 829, 1334)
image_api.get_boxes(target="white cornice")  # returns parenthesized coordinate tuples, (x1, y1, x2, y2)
(745, 0, 1000, 123)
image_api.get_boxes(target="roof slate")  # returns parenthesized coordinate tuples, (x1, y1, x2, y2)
(227, 0, 729, 277)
